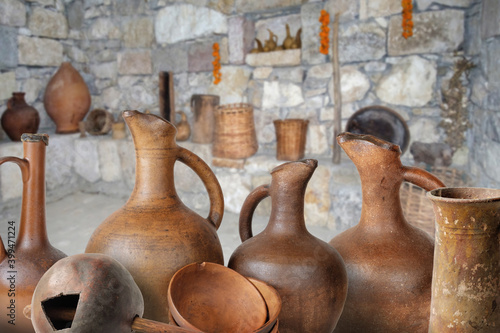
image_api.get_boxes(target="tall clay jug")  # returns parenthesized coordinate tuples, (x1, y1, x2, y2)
(228, 159, 348, 333)
(44, 62, 91, 133)
(85, 110, 224, 323)
(1, 92, 40, 141)
(330, 132, 445, 333)
(190, 94, 219, 143)
(427, 187, 500, 332)
(0, 133, 67, 333)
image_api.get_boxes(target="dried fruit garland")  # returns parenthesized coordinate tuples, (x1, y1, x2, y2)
(319, 9, 330, 55)
(402, 0, 413, 39)
(212, 43, 221, 85)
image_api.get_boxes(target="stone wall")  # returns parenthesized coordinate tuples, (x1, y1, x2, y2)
(0, 0, 498, 231)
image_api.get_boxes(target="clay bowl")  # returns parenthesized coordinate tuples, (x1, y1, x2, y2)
(168, 262, 267, 333)
(168, 276, 281, 333)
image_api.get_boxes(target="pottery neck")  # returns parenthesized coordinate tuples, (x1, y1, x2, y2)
(123, 110, 180, 205)
(8, 92, 27, 109)
(338, 133, 407, 231)
(266, 159, 317, 235)
(17, 134, 50, 250)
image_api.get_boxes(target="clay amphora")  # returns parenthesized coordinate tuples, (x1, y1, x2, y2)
(0, 133, 67, 333)
(43, 62, 91, 133)
(282, 24, 294, 49)
(229, 159, 348, 333)
(292, 28, 302, 49)
(330, 132, 445, 333)
(427, 188, 500, 332)
(1, 92, 40, 141)
(250, 38, 265, 53)
(190, 94, 219, 143)
(85, 110, 224, 323)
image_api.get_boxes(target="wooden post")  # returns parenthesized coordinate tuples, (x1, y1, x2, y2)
(332, 13, 342, 164)
(159, 71, 175, 122)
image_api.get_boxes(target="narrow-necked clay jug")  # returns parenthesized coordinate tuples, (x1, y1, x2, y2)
(330, 132, 445, 333)
(43, 62, 91, 133)
(229, 159, 348, 333)
(427, 188, 500, 332)
(282, 24, 294, 49)
(85, 110, 224, 323)
(1, 92, 40, 141)
(0, 133, 67, 333)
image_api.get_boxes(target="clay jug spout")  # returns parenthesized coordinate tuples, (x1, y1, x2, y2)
(271, 159, 317, 189)
(337, 132, 402, 170)
(122, 110, 177, 149)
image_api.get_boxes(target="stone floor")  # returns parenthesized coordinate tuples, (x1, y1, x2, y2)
(0, 192, 340, 265)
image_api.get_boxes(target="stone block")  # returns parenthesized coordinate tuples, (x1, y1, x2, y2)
(301, 2, 326, 65)
(308, 64, 332, 80)
(339, 20, 386, 62)
(306, 124, 329, 155)
(216, 170, 252, 213)
(0, 72, 16, 101)
(213, 157, 245, 169)
(207, 0, 235, 15)
(74, 138, 101, 183)
(388, 10, 465, 56)
(87, 18, 120, 40)
(305, 164, 331, 227)
(408, 118, 441, 147)
(273, 67, 303, 83)
(155, 4, 228, 44)
(116, 139, 135, 189)
(253, 67, 273, 80)
(101, 86, 122, 110)
(245, 49, 301, 67)
(228, 16, 254, 65)
(207, 66, 251, 104)
(359, 0, 400, 19)
(331, 184, 362, 232)
(117, 51, 152, 75)
(262, 81, 304, 109)
(28, 7, 69, 39)
(68, 0, 85, 30)
(0, 0, 26, 27)
(251, 173, 272, 216)
(98, 139, 122, 182)
(91, 62, 117, 79)
(328, 65, 370, 104)
(0, 26, 18, 70)
(0, 142, 23, 201)
(45, 135, 78, 192)
(245, 154, 281, 174)
(235, 0, 302, 13)
(66, 46, 89, 63)
(481, 140, 500, 183)
(18, 36, 63, 67)
(376, 55, 436, 107)
(114, 0, 147, 15)
(481, 0, 500, 39)
(23, 78, 44, 104)
(123, 17, 154, 48)
(188, 40, 217, 73)
(26, 0, 55, 5)
(416, 0, 474, 10)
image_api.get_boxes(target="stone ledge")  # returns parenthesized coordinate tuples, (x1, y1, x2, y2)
(245, 49, 301, 67)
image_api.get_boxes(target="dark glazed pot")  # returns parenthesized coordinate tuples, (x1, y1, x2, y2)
(229, 159, 347, 333)
(43, 62, 91, 133)
(330, 132, 445, 333)
(1, 92, 40, 141)
(85, 110, 224, 323)
(427, 188, 500, 333)
(0, 134, 66, 333)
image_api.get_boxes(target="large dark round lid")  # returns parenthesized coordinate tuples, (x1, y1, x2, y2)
(345, 105, 410, 153)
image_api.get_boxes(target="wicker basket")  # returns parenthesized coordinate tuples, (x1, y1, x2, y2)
(400, 167, 470, 237)
(274, 119, 309, 161)
(213, 103, 258, 159)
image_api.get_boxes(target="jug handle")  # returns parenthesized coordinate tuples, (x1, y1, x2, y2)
(0, 156, 30, 261)
(239, 184, 270, 242)
(402, 166, 445, 191)
(176, 147, 224, 230)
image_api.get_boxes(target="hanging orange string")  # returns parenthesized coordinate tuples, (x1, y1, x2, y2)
(319, 9, 330, 55)
(402, 0, 413, 39)
(212, 43, 221, 85)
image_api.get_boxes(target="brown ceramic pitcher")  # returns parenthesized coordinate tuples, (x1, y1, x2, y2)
(1, 92, 40, 141)
(427, 188, 500, 332)
(330, 132, 445, 333)
(0, 134, 66, 333)
(229, 159, 348, 333)
(85, 110, 224, 323)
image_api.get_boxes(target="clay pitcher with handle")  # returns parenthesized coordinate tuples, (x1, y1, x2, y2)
(0, 133, 67, 333)
(330, 132, 445, 333)
(229, 159, 348, 333)
(85, 110, 224, 323)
